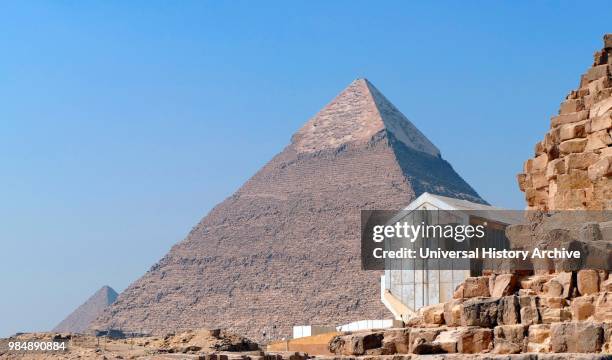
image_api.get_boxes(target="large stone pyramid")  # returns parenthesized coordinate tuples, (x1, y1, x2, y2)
(54, 285, 118, 333)
(91, 79, 484, 339)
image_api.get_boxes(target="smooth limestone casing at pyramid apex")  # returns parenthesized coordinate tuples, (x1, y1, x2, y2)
(89, 78, 485, 340)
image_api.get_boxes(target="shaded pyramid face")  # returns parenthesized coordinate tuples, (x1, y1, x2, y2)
(91, 79, 484, 339)
(54, 285, 118, 333)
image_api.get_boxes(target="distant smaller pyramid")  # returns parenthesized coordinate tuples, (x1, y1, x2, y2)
(53, 285, 118, 333)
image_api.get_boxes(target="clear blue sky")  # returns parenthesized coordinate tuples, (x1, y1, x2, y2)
(1, 1, 610, 337)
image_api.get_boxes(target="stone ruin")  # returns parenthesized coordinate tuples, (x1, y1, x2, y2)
(518, 34, 612, 210)
(324, 270, 612, 358)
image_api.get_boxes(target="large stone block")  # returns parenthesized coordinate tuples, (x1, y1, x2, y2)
(591, 97, 612, 118)
(519, 295, 541, 325)
(560, 99, 586, 114)
(557, 169, 592, 190)
(546, 158, 565, 180)
(559, 138, 588, 154)
(408, 327, 444, 354)
(489, 274, 518, 298)
(532, 171, 548, 189)
(431, 329, 460, 354)
(456, 327, 493, 354)
(545, 129, 561, 151)
(550, 322, 604, 353)
(443, 299, 463, 327)
(328, 332, 384, 356)
(602, 278, 612, 292)
(462, 277, 491, 298)
(564, 152, 599, 171)
(560, 122, 587, 140)
(564, 188, 589, 209)
(594, 292, 612, 322)
(600, 145, 612, 157)
(577, 269, 600, 295)
(527, 324, 550, 353)
(543, 279, 564, 297)
(588, 114, 612, 132)
(497, 295, 520, 325)
(524, 158, 534, 173)
(551, 110, 590, 127)
(410, 340, 444, 355)
(520, 275, 553, 294)
(540, 306, 572, 323)
(535, 140, 546, 155)
(525, 187, 548, 207)
(585, 130, 612, 151)
(588, 76, 612, 93)
(588, 156, 612, 180)
(584, 64, 610, 83)
(594, 50, 610, 66)
(492, 324, 528, 354)
(590, 87, 612, 104)
(532, 153, 549, 171)
(571, 295, 596, 320)
(461, 297, 499, 328)
(540, 297, 570, 324)
(381, 328, 410, 354)
(554, 271, 574, 298)
(420, 303, 445, 325)
(517, 173, 532, 191)
(604, 322, 612, 354)
(453, 283, 464, 299)
(543, 296, 568, 308)
(605, 33, 612, 49)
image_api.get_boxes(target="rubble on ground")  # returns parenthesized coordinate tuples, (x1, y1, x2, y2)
(327, 268, 612, 357)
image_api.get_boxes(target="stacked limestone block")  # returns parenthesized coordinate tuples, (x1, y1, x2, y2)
(518, 34, 612, 210)
(326, 272, 612, 358)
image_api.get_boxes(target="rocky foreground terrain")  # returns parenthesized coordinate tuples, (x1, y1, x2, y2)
(4, 260, 612, 359)
(0, 329, 260, 360)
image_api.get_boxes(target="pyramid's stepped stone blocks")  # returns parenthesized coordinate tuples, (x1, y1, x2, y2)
(90, 79, 484, 340)
(518, 34, 612, 210)
(325, 273, 612, 357)
(53, 285, 118, 333)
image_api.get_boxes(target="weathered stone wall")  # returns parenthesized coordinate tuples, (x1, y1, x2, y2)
(518, 34, 612, 210)
(327, 271, 612, 357)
